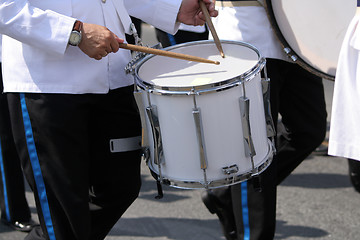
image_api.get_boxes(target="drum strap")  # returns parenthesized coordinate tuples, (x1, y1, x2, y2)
(215, 0, 263, 7)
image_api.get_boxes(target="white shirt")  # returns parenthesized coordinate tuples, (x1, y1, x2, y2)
(328, 13, 360, 160)
(0, 0, 181, 94)
(211, 5, 288, 61)
(179, 24, 207, 33)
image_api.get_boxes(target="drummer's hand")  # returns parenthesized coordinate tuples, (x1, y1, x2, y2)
(177, 0, 218, 26)
(78, 23, 123, 60)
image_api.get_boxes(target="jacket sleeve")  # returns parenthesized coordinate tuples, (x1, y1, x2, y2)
(124, 0, 181, 34)
(0, 0, 75, 55)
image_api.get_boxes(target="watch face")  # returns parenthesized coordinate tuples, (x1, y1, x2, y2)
(69, 31, 81, 46)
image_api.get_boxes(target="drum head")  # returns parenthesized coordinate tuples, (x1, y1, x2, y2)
(265, 0, 356, 80)
(135, 40, 264, 93)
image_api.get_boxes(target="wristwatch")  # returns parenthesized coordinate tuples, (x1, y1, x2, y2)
(68, 20, 83, 46)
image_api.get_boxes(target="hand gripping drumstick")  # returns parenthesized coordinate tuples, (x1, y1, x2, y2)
(119, 43, 220, 65)
(199, 0, 225, 58)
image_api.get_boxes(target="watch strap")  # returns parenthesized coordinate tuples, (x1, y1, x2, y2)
(73, 20, 83, 32)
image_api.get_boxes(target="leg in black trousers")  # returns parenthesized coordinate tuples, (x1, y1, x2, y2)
(8, 86, 142, 240)
(0, 62, 34, 232)
(268, 59, 327, 185)
(203, 59, 327, 240)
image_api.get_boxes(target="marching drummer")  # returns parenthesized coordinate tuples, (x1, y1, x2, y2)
(200, 0, 327, 239)
(328, 1, 360, 192)
(0, 0, 217, 239)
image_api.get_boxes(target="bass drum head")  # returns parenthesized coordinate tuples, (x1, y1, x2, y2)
(265, 0, 356, 80)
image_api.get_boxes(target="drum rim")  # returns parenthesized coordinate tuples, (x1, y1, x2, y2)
(264, 0, 335, 81)
(147, 139, 274, 189)
(134, 40, 266, 95)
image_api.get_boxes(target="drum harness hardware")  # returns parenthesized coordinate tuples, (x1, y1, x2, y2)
(126, 35, 275, 196)
(126, 23, 165, 198)
(125, 23, 162, 75)
(261, 64, 276, 153)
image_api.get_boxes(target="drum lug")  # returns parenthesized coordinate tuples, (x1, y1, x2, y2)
(283, 47, 298, 62)
(261, 77, 276, 138)
(222, 164, 239, 175)
(239, 97, 256, 158)
(145, 106, 164, 166)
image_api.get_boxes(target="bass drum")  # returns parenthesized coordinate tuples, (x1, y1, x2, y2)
(264, 0, 357, 80)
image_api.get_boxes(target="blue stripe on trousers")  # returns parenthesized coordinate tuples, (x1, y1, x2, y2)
(241, 181, 250, 240)
(0, 141, 11, 222)
(20, 93, 56, 240)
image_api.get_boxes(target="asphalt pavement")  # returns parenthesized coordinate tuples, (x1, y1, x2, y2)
(1, 24, 359, 240)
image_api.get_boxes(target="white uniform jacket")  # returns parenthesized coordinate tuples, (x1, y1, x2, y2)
(0, 0, 181, 94)
(211, 2, 288, 61)
(0, 35, 2, 62)
(328, 12, 360, 161)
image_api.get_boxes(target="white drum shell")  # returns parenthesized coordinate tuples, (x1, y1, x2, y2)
(135, 41, 273, 189)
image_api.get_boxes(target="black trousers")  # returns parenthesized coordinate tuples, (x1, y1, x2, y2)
(0, 63, 31, 224)
(213, 59, 327, 240)
(7, 86, 142, 240)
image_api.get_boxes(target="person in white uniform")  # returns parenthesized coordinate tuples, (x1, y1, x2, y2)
(201, 1, 327, 239)
(328, 2, 360, 192)
(0, 1, 218, 239)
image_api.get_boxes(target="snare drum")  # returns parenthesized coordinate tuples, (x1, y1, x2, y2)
(134, 40, 273, 189)
(265, 0, 357, 80)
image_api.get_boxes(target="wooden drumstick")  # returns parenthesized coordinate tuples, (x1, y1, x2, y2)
(119, 43, 220, 65)
(199, 0, 225, 58)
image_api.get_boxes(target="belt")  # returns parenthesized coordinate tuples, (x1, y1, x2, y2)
(215, 0, 262, 7)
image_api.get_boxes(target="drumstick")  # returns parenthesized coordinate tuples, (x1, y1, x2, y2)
(119, 43, 220, 65)
(199, 1, 225, 58)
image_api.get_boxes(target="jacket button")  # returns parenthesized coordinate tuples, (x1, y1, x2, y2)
(102, 0, 106, 3)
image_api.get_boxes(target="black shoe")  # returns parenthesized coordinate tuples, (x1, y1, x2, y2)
(3, 219, 37, 232)
(348, 159, 360, 193)
(202, 190, 237, 240)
